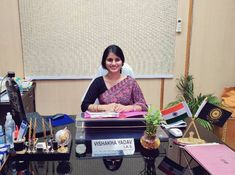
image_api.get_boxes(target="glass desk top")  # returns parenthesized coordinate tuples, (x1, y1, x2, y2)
(1, 117, 222, 175)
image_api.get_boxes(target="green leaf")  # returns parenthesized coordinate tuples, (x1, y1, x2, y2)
(144, 106, 163, 135)
(165, 74, 221, 131)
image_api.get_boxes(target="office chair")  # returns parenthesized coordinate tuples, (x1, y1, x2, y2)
(81, 63, 135, 103)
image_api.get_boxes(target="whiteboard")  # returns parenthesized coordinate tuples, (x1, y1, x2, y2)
(19, 0, 178, 79)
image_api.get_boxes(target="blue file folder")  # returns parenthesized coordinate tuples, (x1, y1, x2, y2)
(48, 114, 75, 127)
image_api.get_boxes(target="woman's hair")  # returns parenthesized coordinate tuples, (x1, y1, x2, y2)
(101, 45, 125, 69)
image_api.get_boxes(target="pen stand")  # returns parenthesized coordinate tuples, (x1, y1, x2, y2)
(14, 137, 27, 154)
(48, 138, 58, 152)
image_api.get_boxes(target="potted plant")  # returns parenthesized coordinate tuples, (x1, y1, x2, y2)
(140, 106, 162, 149)
(166, 75, 220, 131)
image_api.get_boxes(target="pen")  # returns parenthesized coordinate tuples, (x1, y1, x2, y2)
(49, 118, 53, 139)
(42, 118, 48, 151)
(42, 118, 46, 139)
(28, 118, 32, 142)
(33, 118, 37, 140)
(14, 125, 19, 140)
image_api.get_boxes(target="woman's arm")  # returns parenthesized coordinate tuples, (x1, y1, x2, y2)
(81, 77, 105, 112)
(81, 77, 119, 112)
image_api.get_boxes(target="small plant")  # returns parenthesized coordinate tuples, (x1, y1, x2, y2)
(166, 75, 221, 131)
(141, 106, 162, 149)
(144, 106, 162, 136)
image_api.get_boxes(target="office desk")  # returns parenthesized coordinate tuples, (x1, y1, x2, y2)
(1, 118, 223, 175)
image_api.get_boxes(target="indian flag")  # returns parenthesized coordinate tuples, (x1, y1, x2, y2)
(161, 101, 192, 124)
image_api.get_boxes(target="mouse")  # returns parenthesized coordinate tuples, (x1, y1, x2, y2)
(168, 128, 183, 137)
(51, 113, 64, 120)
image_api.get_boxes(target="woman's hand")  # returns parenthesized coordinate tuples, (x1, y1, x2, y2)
(103, 103, 141, 112)
(104, 103, 117, 112)
(114, 104, 129, 112)
(103, 103, 127, 112)
(114, 104, 142, 112)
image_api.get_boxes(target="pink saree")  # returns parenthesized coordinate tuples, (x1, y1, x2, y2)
(98, 76, 147, 111)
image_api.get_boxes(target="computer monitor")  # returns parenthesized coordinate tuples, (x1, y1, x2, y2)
(5, 73, 50, 138)
(5, 75, 27, 127)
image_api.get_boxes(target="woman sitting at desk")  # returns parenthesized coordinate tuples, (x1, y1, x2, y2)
(81, 44, 147, 112)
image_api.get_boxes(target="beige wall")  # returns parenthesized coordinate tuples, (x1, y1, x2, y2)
(1, 0, 234, 115)
(0, 0, 24, 77)
(190, 0, 235, 97)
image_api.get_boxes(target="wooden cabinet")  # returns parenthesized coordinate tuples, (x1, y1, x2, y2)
(216, 87, 235, 150)
(0, 83, 36, 125)
(214, 117, 235, 150)
(214, 112, 235, 150)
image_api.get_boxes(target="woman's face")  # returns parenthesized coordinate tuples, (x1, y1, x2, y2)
(105, 52, 123, 73)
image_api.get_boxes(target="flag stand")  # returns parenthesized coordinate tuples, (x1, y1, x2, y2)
(176, 117, 206, 145)
(182, 117, 200, 138)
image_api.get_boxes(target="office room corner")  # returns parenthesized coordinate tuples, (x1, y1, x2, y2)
(1, 0, 235, 174)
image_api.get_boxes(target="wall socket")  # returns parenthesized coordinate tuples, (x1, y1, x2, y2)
(176, 18, 182, 33)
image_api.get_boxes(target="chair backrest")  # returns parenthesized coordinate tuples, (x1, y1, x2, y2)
(81, 63, 134, 102)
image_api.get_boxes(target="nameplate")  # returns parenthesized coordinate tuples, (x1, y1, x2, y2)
(91, 138, 135, 157)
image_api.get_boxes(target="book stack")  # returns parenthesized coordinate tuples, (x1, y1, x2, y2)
(76, 111, 147, 128)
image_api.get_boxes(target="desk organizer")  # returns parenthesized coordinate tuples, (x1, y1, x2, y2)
(13, 138, 27, 154)
(11, 140, 72, 161)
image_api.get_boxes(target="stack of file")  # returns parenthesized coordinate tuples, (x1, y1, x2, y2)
(76, 111, 147, 129)
(85, 111, 119, 118)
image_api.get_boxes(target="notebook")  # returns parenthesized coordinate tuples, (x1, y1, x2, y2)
(184, 143, 235, 175)
(80, 111, 146, 122)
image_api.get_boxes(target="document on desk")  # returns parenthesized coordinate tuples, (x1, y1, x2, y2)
(184, 143, 235, 175)
(86, 111, 119, 118)
(76, 112, 147, 128)
(84, 111, 146, 119)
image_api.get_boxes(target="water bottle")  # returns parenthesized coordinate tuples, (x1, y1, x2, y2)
(0, 125, 4, 144)
(5, 112, 15, 148)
